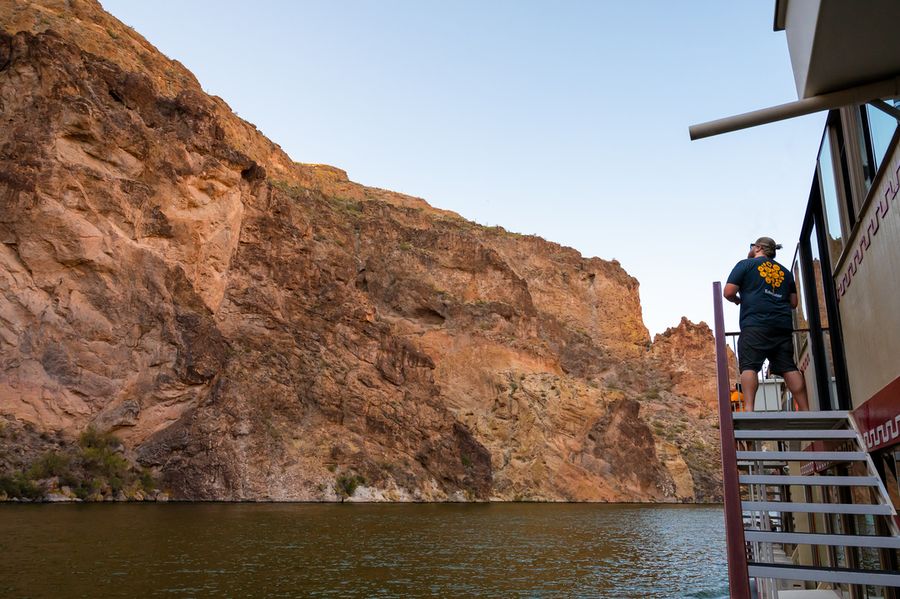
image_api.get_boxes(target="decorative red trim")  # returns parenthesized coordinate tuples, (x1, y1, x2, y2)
(853, 375, 900, 452)
(799, 439, 837, 475)
(799, 378, 900, 473)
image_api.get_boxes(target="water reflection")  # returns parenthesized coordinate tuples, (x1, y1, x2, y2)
(0, 503, 727, 598)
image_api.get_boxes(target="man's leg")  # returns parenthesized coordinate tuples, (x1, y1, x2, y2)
(740, 370, 758, 412)
(782, 370, 809, 411)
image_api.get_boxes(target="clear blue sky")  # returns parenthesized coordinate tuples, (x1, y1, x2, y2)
(100, 0, 826, 336)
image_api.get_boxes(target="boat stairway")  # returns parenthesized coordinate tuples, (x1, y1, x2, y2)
(733, 410, 900, 594)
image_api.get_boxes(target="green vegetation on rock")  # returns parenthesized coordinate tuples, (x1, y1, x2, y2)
(0, 428, 160, 502)
(336, 473, 366, 500)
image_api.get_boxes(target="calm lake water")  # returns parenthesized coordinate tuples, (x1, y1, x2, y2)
(0, 503, 728, 598)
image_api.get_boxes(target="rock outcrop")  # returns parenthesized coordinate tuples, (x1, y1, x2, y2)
(651, 318, 721, 408)
(0, 0, 722, 502)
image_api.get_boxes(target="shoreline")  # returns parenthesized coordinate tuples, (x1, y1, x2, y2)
(0, 497, 724, 505)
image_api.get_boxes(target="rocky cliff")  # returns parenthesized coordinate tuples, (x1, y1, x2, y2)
(0, 0, 722, 502)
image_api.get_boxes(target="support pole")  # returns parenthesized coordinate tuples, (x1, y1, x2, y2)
(689, 76, 900, 140)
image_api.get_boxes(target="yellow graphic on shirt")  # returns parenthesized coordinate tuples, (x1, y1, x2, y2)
(757, 261, 784, 288)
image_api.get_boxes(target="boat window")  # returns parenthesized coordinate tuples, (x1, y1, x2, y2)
(807, 223, 829, 330)
(832, 118, 857, 230)
(865, 100, 900, 173)
(791, 253, 808, 331)
(807, 223, 839, 409)
(856, 106, 878, 191)
(791, 252, 811, 398)
(817, 132, 844, 270)
(791, 247, 809, 364)
(821, 330, 837, 408)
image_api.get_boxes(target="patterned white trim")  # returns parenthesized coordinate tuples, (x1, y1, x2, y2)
(863, 414, 900, 450)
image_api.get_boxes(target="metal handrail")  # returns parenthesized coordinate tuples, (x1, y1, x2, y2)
(723, 328, 826, 336)
(713, 281, 751, 599)
(723, 330, 798, 412)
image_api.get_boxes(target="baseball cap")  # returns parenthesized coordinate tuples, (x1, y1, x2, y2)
(753, 236, 783, 251)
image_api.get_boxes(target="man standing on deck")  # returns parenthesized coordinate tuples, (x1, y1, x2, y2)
(723, 237, 810, 411)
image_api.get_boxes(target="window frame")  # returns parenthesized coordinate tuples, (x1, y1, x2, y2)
(796, 174, 852, 411)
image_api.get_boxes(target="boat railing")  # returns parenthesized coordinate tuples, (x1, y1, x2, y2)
(721, 328, 818, 413)
(712, 281, 751, 599)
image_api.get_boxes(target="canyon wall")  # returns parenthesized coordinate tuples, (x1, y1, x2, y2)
(0, 0, 722, 502)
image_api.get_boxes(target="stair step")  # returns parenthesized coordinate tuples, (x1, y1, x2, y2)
(747, 562, 900, 586)
(745, 530, 900, 549)
(775, 591, 842, 598)
(732, 411, 849, 430)
(740, 474, 879, 486)
(737, 460, 788, 467)
(736, 451, 867, 461)
(734, 429, 857, 440)
(742, 501, 893, 515)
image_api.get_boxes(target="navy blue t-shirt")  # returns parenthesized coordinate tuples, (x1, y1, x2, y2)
(727, 256, 797, 330)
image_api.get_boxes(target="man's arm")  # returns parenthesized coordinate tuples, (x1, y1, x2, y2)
(789, 278, 799, 309)
(723, 283, 741, 305)
(725, 260, 747, 305)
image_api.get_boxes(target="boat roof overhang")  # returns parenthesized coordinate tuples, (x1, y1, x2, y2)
(690, 0, 900, 140)
(778, 0, 900, 99)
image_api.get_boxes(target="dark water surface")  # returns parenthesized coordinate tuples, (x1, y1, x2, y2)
(0, 503, 728, 598)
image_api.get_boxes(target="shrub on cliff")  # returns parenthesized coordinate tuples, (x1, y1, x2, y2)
(0, 472, 42, 500)
(336, 474, 366, 500)
(78, 428, 121, 452)
(27, 451, 71, 479)
(0, 428, 159, 501)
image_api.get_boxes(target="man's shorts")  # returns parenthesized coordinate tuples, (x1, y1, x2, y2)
(738, 327, 798, 374)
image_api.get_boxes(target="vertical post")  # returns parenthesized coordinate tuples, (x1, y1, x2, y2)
(713, 281, 751, 599)
(798, 237, 832, 410)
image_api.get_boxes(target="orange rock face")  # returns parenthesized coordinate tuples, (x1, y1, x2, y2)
(0, 1, 722, 501)
(652, 318, 719, 408)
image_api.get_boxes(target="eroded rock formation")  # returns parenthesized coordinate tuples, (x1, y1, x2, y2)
(0, 0, 722, 502)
